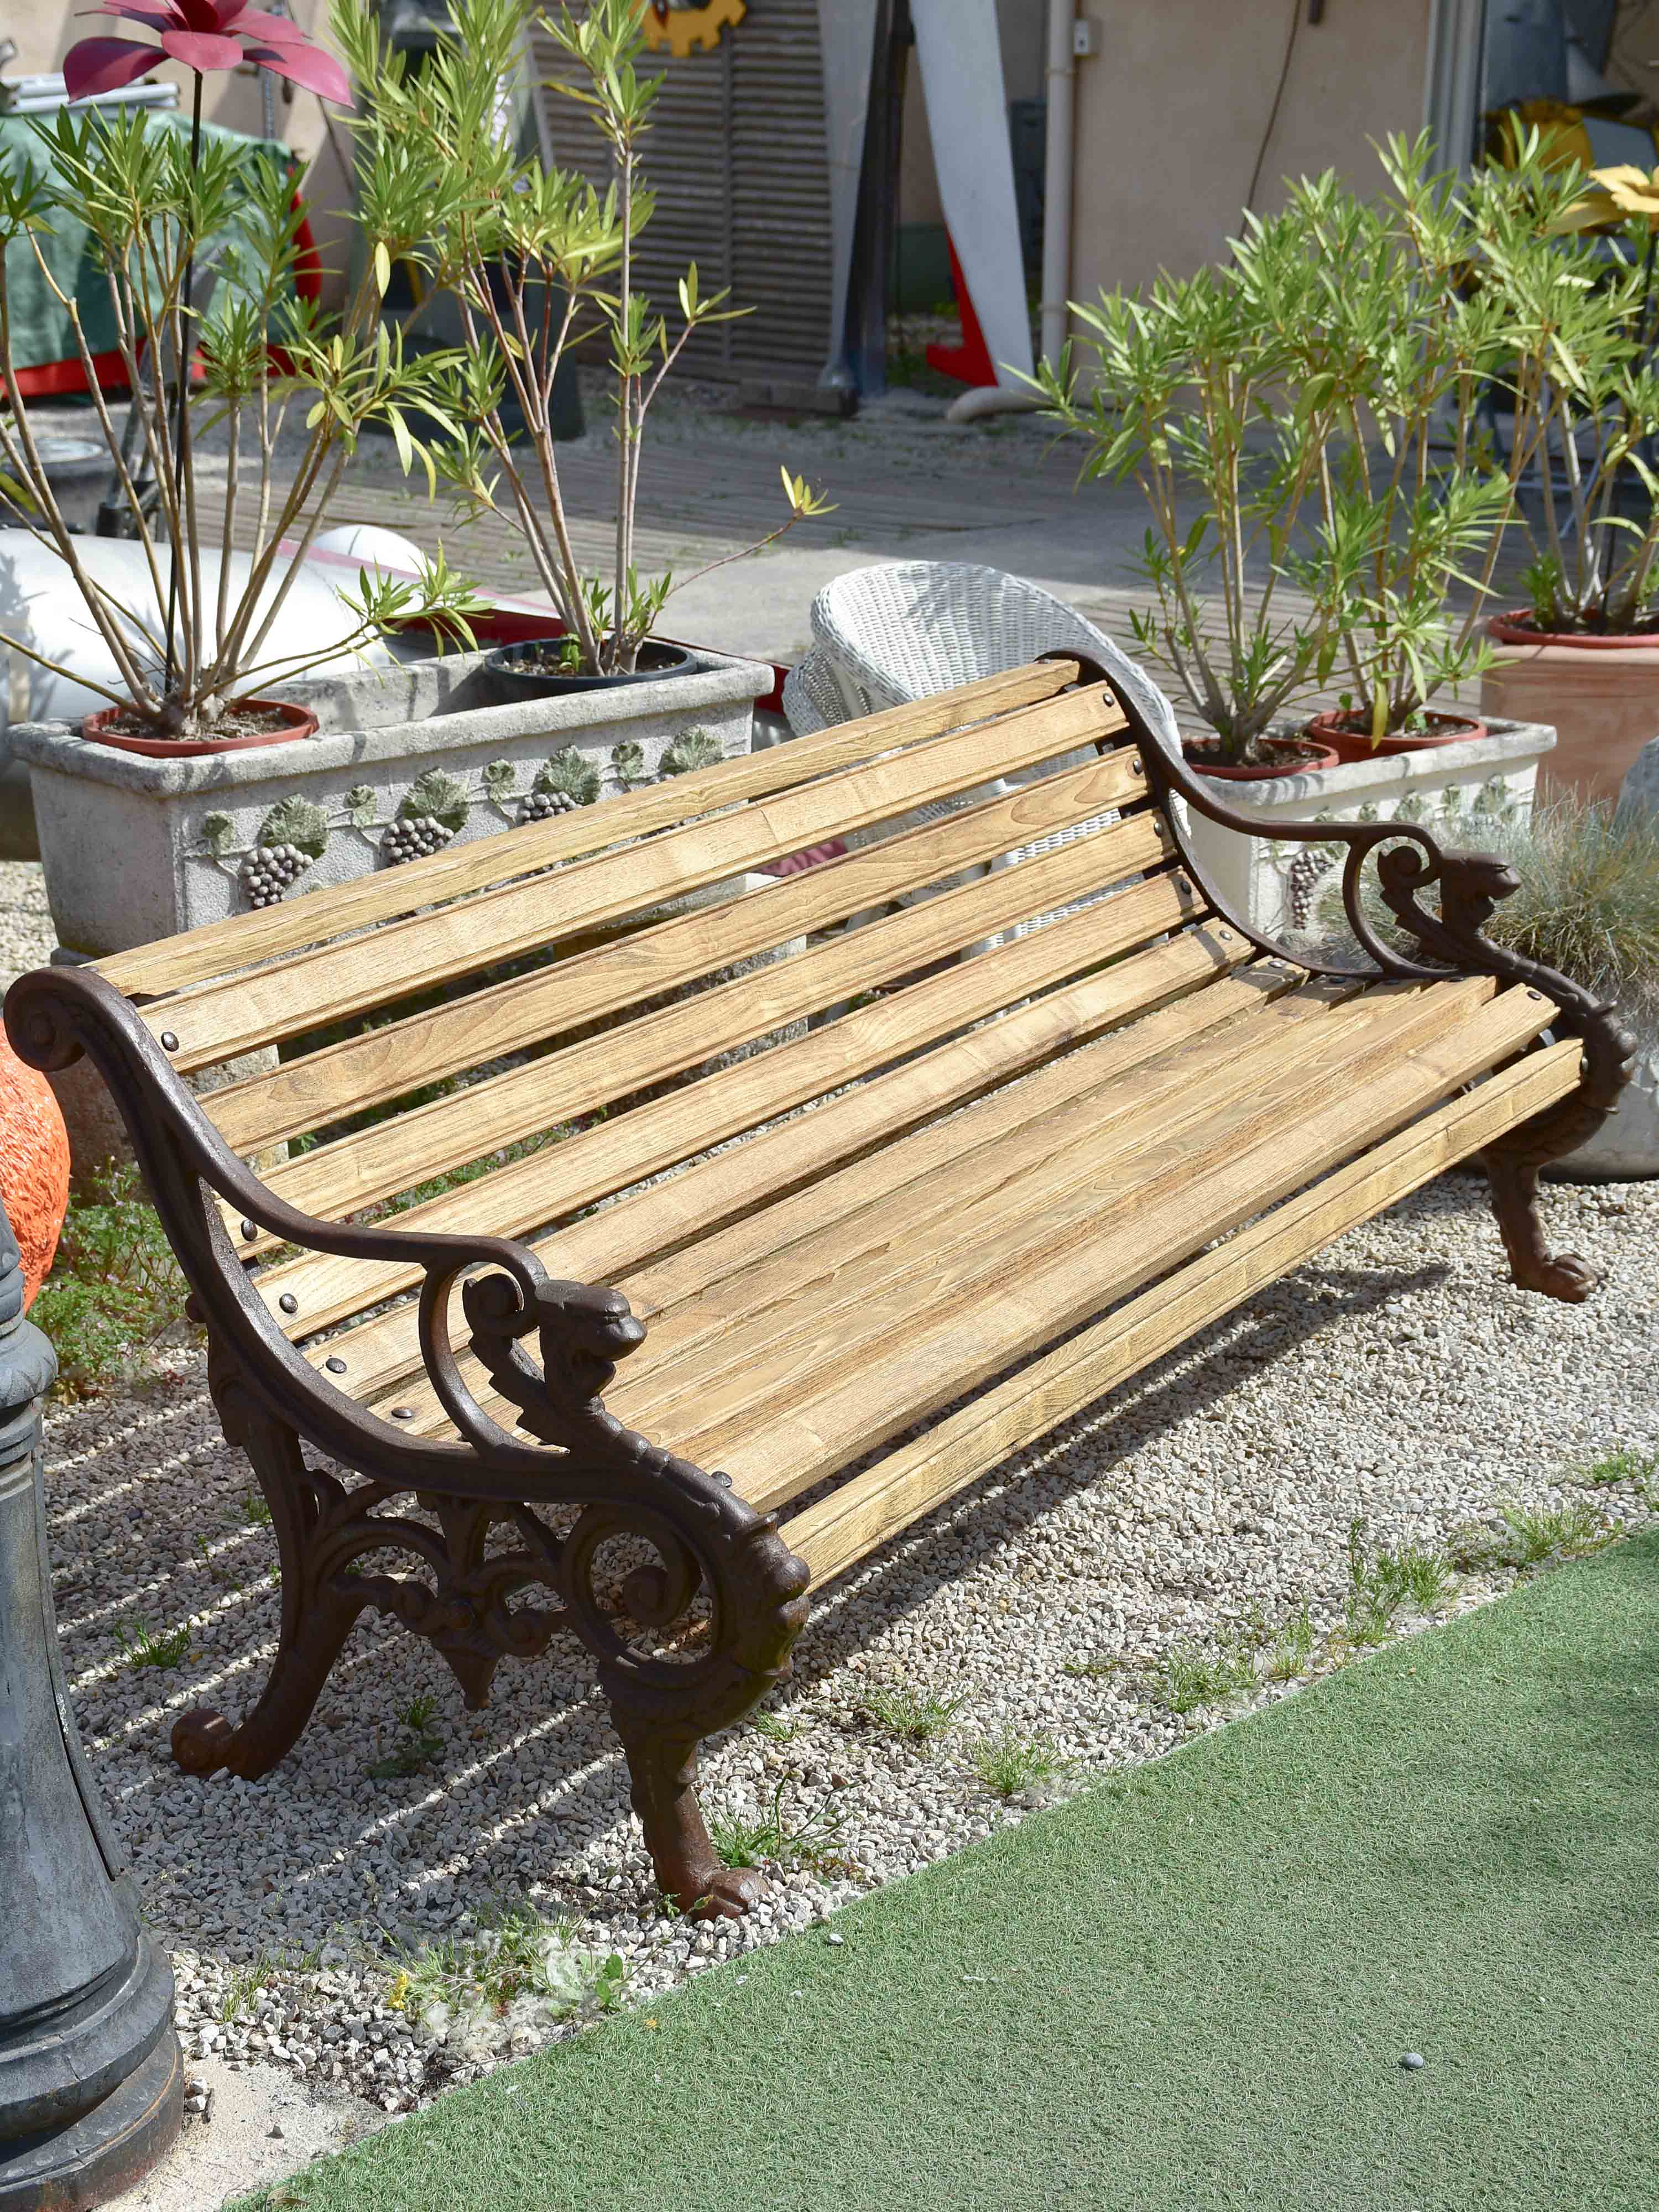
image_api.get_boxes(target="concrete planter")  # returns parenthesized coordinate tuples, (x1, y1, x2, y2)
(1553, 1018, 1659, 1181)
(1173, 718, 1556, 945)
(9, 645, 771, 958)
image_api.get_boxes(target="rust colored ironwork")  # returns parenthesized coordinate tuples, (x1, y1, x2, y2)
(1051, 650, 1635, 1303)
(3, 969, 810, 1917)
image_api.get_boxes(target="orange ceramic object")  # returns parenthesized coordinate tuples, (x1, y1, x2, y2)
(0, 1028, 71, 1308)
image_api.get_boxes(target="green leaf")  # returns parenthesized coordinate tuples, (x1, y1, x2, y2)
(398, 769, 471, 832)
(660, 726, 724, 778)
(255, 796, 329, 860)
(199, 811, 238, 858)
(481, 759, 518, 798)
(534, 748, 602, 805)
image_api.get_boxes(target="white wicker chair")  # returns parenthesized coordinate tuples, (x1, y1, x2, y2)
(782, 562, 1136, 939)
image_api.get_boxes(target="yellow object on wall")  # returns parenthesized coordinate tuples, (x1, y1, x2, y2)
(642, 0, 747, 59)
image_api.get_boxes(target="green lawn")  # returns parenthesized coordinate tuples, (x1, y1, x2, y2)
(245, 1528, 1659, 2212)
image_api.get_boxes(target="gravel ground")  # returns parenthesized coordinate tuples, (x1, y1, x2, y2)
(9, 848, 1658, 2141)
(37, 1157, 1659, 2125)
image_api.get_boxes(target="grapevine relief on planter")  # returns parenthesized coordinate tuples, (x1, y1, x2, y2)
(190, 732, 730, 908)
(1269, 775, 1519, 932)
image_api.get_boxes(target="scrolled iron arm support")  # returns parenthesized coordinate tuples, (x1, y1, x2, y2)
(1047, 647, 1635, 1295)
(4, 963, 682, 1502)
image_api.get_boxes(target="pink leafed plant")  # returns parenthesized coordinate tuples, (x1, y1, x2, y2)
(62, 1, 351, 107)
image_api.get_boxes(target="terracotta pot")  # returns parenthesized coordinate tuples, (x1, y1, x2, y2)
(81, 698, 320, 758)
(1182, 734, 1340, 781)
(1481, 613, 1659, 805)
(1303, 707, 1486, 764)
(0, 1030, 70, 1308)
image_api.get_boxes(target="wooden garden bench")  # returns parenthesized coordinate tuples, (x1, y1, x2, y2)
(4, 646, 1631, 1917)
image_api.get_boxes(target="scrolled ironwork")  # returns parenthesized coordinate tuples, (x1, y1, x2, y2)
(1047, 646, 1636, 1300)
(5, 962, 810, 1913)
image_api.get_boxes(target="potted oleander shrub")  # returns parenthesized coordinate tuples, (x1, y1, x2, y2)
(1475, 146, 1659, 804)
(0, 6, 480, 752)
(1034, 217, 1354, 779)
(335, 0, 830, 698)
(1286, 141, 1515, 761)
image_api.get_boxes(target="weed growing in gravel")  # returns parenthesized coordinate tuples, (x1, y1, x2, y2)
(752, 1711, 795, 1741)
(242, 1490, 274, 1528)
(390, 1903, 624, 2050)
(114, 1618, 191, 1671)
(365, 1694, 445, 1781)
(1156, 1634, 1260, 1714)
(858, 1685, 964, 1745)
(1062, 1652, 1123, 1679)
(969, 1731, 1067, 1798)
(1498, 1501, 1611, 1565)
(710, 1783, 845, 1872)
(217, 1950, 279, 2023)
(1343, 1519, 1457, 1645)
(1579, 1444, 1659, 1493)
(32, 1164, 195, 1398)
(1264, 1600, 1316, 1682)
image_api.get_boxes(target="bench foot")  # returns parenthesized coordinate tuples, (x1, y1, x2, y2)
(169, 1592, 366, 1780)
(1485, 1155, 1598, 1303)
(612, 1714, 764, 1919)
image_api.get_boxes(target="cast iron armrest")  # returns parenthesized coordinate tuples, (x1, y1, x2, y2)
(2, 963, 688, 1511)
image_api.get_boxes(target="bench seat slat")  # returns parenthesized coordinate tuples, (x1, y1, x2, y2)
(98, 660, 1083, 1003)
(604, 977, 1483, 1448)
(349, 957, 1313, 1425)
(293, 917, 1256, 1386)
(204, 747, 1152, 1156)
(144, 682, 1128, 1072)
(697, 983, 1556, 1504)
(780, 1039, 1584, 1587)
(235, 806, 1178, 1242)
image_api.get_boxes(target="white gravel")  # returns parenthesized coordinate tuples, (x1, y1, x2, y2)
(36, 1156, 1659, 2127)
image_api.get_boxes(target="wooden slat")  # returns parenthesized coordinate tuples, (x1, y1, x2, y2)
(98, 659, 1084, 1001)
(285, 901, 1250, 1366)
(352, 958, 1314, 1427)
(781, 1039, 1584, 1587)
(142, 684, 1129, 1072)
(605, 977, 1448, 1439)
(204, 749, 1150, 1156)
(237, 808, 1178, 1244)
(706, 985, 1558, 1503)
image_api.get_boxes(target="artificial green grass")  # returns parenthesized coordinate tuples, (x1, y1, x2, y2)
(244, 1531, 1659, 2212)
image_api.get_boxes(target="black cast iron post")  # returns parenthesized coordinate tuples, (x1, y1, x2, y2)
(0, 1196, 182, 2208)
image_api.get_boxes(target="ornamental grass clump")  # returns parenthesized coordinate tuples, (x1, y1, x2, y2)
(0, 8, 483, 740)
(335, 0, 830, 679)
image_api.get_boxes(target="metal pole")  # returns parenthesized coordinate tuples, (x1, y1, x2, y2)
(0, 1196, 182, 2210)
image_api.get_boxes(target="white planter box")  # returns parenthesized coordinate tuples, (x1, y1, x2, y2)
(1173, 719, 1557, 944)
(9, 646, 772, 958)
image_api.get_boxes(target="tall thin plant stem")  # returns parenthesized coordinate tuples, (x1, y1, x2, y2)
(161, 70, 204, 706)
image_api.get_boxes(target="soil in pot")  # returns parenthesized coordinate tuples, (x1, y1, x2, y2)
(82, 698, 320, 758)
(1303, 707, 1486, 763)
(1182, 732, 1340, 781)
(1482, 611, 1659, 805)
(483, 637, 698, 700)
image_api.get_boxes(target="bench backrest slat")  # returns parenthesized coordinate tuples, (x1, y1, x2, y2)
(222, 803, 1178, 1241)
(98, 658, 1083, 1001)
(204, 746, 1151, 1157)
(139, 680, 1125, 1072)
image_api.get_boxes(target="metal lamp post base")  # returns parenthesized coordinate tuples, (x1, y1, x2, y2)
(0, 1193, 183, 2208)
(0, 2031, 181, 2211)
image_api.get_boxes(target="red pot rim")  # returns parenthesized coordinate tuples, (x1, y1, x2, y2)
(1182, 734, 1340, 781)
(1487, 610, 1659, 649)
(1305, 707, 1487, 751)
(81, 697, 320, 757)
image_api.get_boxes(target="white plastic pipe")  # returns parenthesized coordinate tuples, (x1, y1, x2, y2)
(1040, 0, 1076, 371)
(946, 0, 1074, 425)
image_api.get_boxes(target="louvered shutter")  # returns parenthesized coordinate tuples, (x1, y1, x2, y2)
(530, 0, 836, 377)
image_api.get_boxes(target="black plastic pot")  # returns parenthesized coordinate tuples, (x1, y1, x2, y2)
(482, 637, 699, 700)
